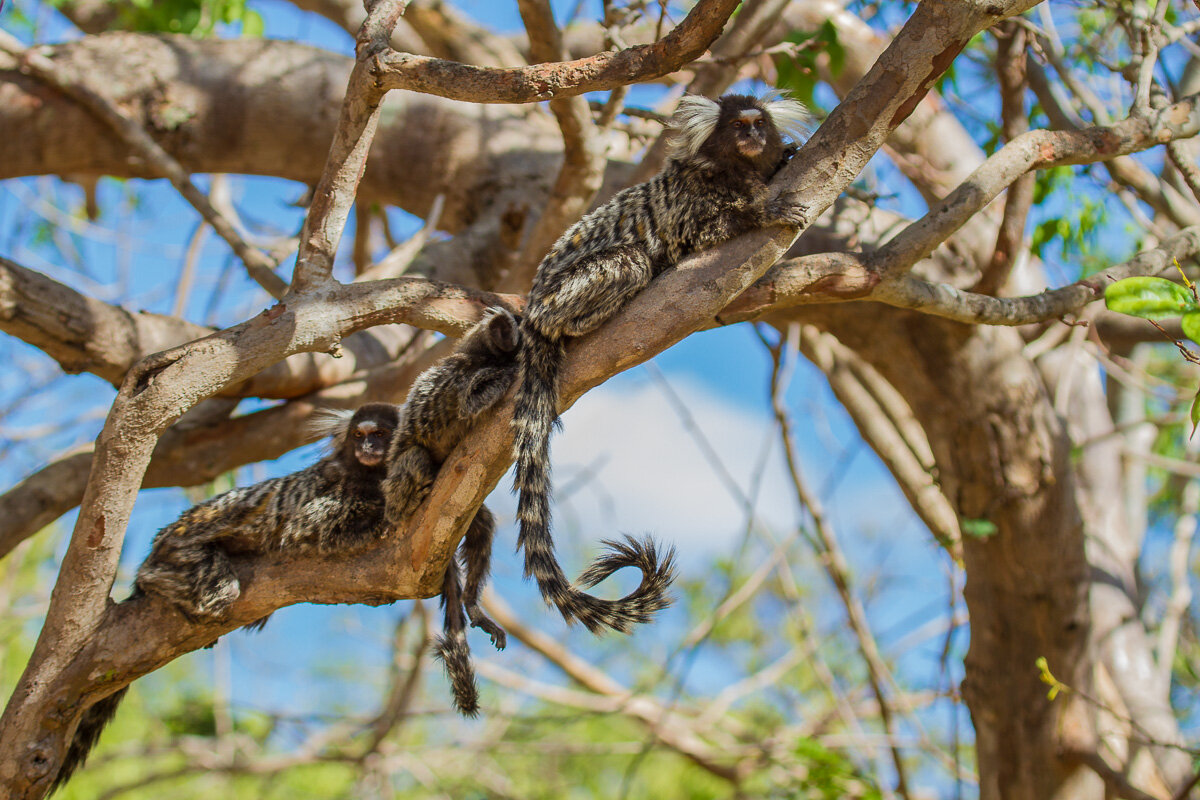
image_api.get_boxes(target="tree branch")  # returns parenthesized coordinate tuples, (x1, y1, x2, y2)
(375, 0, 739, 103)
(874, 94, 1200, 280)
(0, 31, 288, 298)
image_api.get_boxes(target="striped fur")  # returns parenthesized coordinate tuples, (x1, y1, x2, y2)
(513, 93, 809, 633)
(434, 548, 480, 716)
(48, 689, 127, 795)
(384, 309, 521, 713)
(52, 404, 402, 791)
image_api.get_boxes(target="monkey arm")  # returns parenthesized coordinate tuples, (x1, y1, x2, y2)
(382, 444, 438, 526)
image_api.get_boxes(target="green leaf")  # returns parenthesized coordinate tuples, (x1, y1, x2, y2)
(1190, 387, 1200, 440)
(1104, 277, 1197, 319)
(241, 8, 264, 37)
(960, 518, 997, 539)
(1183, 311, 1200, 346)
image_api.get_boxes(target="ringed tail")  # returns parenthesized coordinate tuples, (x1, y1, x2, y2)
(50, 687, 128, 794)
(435, 561, 481, 717)
(512, 327, 678, 634)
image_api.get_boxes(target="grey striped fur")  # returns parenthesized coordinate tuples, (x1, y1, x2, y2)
(513, 93, 809, 633)
(384, 307, 522, 714)
(53, 404, 402, 792)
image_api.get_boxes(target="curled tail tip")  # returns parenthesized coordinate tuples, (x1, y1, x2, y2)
(558, 534, 678, 634)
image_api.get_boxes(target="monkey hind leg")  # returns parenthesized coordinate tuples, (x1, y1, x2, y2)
(136, 545, 241, 622)
(50, 687, 129, 794)
(529, 246, 653, 339)
(434, 561, 481, 717)
(383, 445, 437, 527)
(460, 505, 506, 650)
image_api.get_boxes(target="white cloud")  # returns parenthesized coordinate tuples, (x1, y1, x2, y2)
(487, 371, 914, 561)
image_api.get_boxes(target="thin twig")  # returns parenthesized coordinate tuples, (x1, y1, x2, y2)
(765, 334, 913, 800)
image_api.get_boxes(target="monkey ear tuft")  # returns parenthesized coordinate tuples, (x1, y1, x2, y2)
(759, 90, 812, 144)
(665, 95, 721, 161)
(307, 407, 356, 441)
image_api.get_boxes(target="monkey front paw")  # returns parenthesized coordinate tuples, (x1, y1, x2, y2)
(766, 191, 810, 228)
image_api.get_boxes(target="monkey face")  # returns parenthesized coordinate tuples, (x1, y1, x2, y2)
(728, 109, 769, 158)
(352, 421, 392, 467)
(342, 403, 400, 471)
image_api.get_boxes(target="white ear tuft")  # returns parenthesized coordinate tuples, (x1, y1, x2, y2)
(307, 407, 356, 441)
(665, 95, 721, 161)
(760, 90, 812, 144)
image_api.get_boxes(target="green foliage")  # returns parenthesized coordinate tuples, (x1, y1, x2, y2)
(785, 739, 883, 800)
(1030, 196, 1104, 262)
(960, 518, 997, 539)
(1104, 276, 1198, 320)
(772, 21, 845, 108)
(44, 0, 264, 36)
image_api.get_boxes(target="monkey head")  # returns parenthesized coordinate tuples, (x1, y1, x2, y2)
(309, 403, 401, 474)
(666, 91, 810, 177)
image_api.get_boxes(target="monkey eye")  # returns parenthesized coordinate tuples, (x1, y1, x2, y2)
(754, 119, 764, 128)
(353, 430, 364, 438)
(732, 120, 744, 129)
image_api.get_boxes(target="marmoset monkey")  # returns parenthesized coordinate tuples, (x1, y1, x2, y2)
(512, 92, 809, 633)
(53, 404, 401, 793)
(383, 306, 522, 715)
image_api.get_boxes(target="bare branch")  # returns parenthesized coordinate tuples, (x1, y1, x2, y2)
(976, 21, 1034, 296)
(510, 0, 612, 282)
(290, 0, 410, 291)
(797, 325, 962, 559)
(768, 337, 913, 799)
(875, 95, 1200, 280)
(375, 0, 740, 103)
(871, 226, 1200, 325)
(0, 254, 513, 397)
(1066, 748, 1162, 800)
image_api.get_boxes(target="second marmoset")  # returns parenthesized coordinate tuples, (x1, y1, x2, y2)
(135, 402, 400, 621)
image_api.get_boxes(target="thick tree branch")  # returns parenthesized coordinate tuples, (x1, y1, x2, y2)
(0, 31, 288, 298)
(0, 254, 515, 397)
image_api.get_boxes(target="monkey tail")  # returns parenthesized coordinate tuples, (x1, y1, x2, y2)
(435, 561, 480, 717)
(49, 687, 129, 794)
(512, 328, 677, 634)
